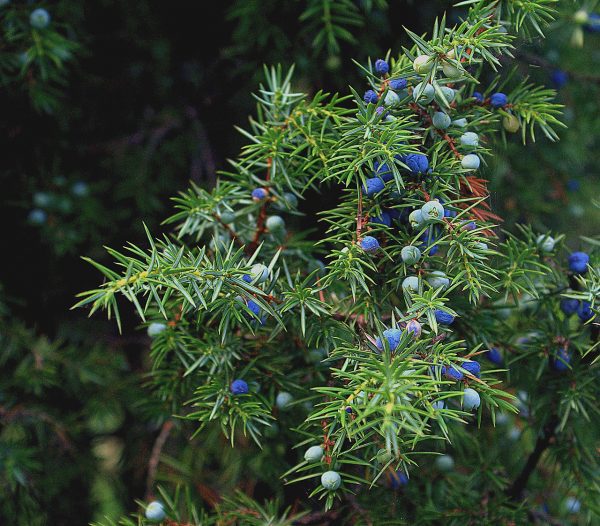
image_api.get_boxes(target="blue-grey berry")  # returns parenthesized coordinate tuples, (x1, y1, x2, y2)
(452, 118, 468, 127)
(304, 445, 324, 462)
(30, 8, 50, 29)
(427, 271, 450, 290)
(536, 234, 555, 252)
(435, 454, 455, 472)
(421, 200, 444, 221)
(384, 90, 400, 107)
(460, 132, 479, 147)
(401, 245, 421, 264)
(413, 82, 435, 104)
(402, 276, 419, 293)
(72, 182, 89, 197)
(266, 215, 285, 231)
(321, 470, 341, 490)
(145, 501, 166, 522)
(439, 86, 456, 104)
(432, 112, 451, 129)
(461, 154, 481, 170)
(250, 263, 270, 283)
(276, 391, 294, 410)
(28, 209, 47, 225)
(413, 55, 434, 74)
(147, 322, 167, 337)
(462, 388, 480, 410)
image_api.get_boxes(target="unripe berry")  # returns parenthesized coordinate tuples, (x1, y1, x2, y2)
(145, 501, 166, 522)
(435, 454, 455, 472)
(413, 82, 435, 104)
(490, 92, 508, 108)
(384, 90, 400, 107)
(536, 234, 555, 252)
(230, 379, 249, 395)
(304, 445, 324, 462)
(503, 114, 520, 133)
(281, 192, 298, 209)
(409, 210, 424, 229)
(460, 132, 479, 147)
(363, 177, 386, 196)
(439, 86, 456, 104)
(33, 192, 52, 207)
(266, 215, 285, 231)
(442, 60, 461, 78)
(220, 211, 236, 224)
(401, 245, 421, 264)
(427, 271, 450, 290)
(72, 182, 89, 197)
(321, 470, 341, 490)
(462, 388, 481, 411)
(564, 497, 581, 514)
(250, 263, 270, 283)
(360, 236, 380, 253)
(147, 322, 167, 337)
(30, 8, 50, 29)
(376, 448, 393, 465)
(421, 199, 444, 221)
(432, 112, 451, 129)
(276, 391, 294, 410)
(461, 154, 481, 170)
(402, 276, 419, 293)
(413, 55, 434, 74)
(452, 118, 468, 127)
(574, 9, 589, 24)
(375, 59, 389, 75)
(568, 251, 589, 274)
(28, 209, 47, 225)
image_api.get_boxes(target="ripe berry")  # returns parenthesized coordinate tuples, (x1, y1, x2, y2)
(427, 271, 450, 290)
(560, 298, 579, 316)
(585, 13, 600, 32)
(442, 365, 464, 381)
(568, 251, 589, 274)
(432, 112, 451, 129)
(30, 8, 50, 29)
(435, 454, 455, 472)
(536, 234, 555, 252)
(413, 55, 434, 74)
(460, 132, 479, 147)
(321, 470, 342, 490)
(401, 245, 421, 265)
(550, 70, 568, 89)
(147, 323, 167, 337)
(472, 92, 484, 103)
(577, 301, 593, 322)
(389, 78, 407, 90)
(485, 347, 504, 366)
(360, 236, 380, 253)
(375, 59, 389, 75)
(462, 388, 481, 410)
(145, 501, 166, 522)
(462, 360, 481, 378)
(364, 89, 379, 104)
(375, 328, 403, 352)
(363, 177, 386, 196)
(402, 276, 419, 293)
(550, 348, 571, 372)
(304, 445, 324, 462)
(390, 471, 409, 489)
(503, 114, 520, 133)
(435, 309, 455, 325)
(374, 161, 394, 182)
(404, 153, 429, 173)
(406, 319, 422, 338)
(276, 392, 294, 409)
(230, 379, 249, 395)
(490, 92, 508, 108)
(247, 299, 261, 318)
(266, 215, 285, 231)
(413, 82, 435, 104)
(421, 199, 444, 221)
(252, 188, 268, 201)
(371, 211, 391, 227)
(461, 154, 481, 170)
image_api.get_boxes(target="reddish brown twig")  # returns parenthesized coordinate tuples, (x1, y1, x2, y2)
(145, 419, 174, 500)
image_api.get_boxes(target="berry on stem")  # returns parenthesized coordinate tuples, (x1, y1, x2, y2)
(462, 388, 481, 411)
(435, 310, 455, 325)
(375, 59, 389, 75)
(145, 501, 166, 522)
(230, 379, 249, 395)
(413, 55, 434, 74)
(364, 89, 379, 104)
(363, 177, 386, 196)
(375, 328, 403, 352)
(389, 78, 407, 90)
(432, 112, 451, 129)
(403, 153, 429, 174)
(147, 322, 167, 337)
(490, 92, 508, 108)
(560, 298, 579, 316)
(304, 445, 324, 462)
(251, 188, 268, 201)
(568, 251, 589, 274)
(30, 8, 50, 29)
(461, 154, 481, 170)
(401, 245, 421, 264)
(360, 236, 380, 253)
(321, 470, 341, 490)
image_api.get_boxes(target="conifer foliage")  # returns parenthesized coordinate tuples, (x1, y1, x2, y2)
(73, 1, 599, 525)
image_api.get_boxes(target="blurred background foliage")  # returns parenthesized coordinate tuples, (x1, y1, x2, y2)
(0, 0, 598, 524)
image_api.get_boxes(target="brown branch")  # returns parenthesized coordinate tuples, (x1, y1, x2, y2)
(145, 419, 174, 500)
